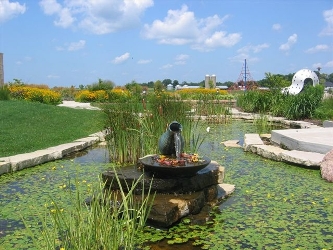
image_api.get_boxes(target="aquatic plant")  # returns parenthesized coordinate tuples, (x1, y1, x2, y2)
(23, 170, 153, 250)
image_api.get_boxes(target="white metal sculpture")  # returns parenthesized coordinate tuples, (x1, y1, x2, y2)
(283, 69, 319, 95)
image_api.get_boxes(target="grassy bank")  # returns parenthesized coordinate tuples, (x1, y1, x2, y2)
(0, 100, 105, 157)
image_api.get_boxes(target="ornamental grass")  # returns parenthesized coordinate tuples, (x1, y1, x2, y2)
(24, 173, 154, 250)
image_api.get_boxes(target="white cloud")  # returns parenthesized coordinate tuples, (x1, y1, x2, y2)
(56, 40, 86, 51)
(305, 44, 330, 53)
(238, 44, 269, 54)
(279, 34, 297, 51)
(39, 0, 74, 28)
(313, 60, 333, 69)
(39, 0, 153, 34)
(324, 60, 333, 68)
(229, 53, 259, 63)
(0, 0, 26, 23)
(175, 54, 189, 61)
(272, 23, 282, 31)
(319, 8, 333, 36)
(112, 52, 130, 64)
(68, 40, 86, 51)
(160, 64, 173, 69)
(142, 5, 241, 51)
(47, 74, 60, 78)
(199, 31, 241, 50)
(137, 59, 152, 64)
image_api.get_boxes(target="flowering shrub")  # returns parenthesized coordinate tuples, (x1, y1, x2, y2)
(74, 88, 131, 103)
(176, 88, 230, 100)
(9, 85, 62, 105)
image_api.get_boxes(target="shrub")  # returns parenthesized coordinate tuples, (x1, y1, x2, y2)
(0, 85, 10, 100)
(87, 79, 115, 91)
(8, 85, 62, 105)
(177, 88, 230, 100)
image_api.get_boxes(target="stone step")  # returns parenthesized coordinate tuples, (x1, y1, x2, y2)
(243, 133, 325, 167)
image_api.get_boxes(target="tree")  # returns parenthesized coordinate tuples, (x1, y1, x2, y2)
(147, 81, 154, 88)
(172, 80, 179, 88)
(264, 73, 290, 91)
(125, 80, 142, 95)
(162, 79, 172, 87)
(154, 80, 164, 92)
(88, 78, 115, 91)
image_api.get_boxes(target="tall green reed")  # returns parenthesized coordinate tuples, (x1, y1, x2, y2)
(24, 172, 153, 250)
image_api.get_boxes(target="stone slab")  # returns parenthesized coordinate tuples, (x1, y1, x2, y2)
(222, 140, 241, 148)
(0, 135, 103, 175)
(0, 161, 11, 175)
(102, 161, 225, 194)
(271, 128, 333, 154)
(6, 149, 62, 172)
(47, 141, 91, 157)
(323, 120, 333, 128)
(243, 133, 264, 152)
(281, 150, 325, 167)
(253, 144, 286, 161)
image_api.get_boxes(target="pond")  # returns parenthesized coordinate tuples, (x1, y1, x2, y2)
(0, 120, 332, 249)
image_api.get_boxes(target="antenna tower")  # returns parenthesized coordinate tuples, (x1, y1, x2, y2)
(235, 59, 255, 89)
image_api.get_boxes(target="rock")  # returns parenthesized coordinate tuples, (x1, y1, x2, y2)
(102, 162, 225, 194)
(222, 140, 241, 148)
(254, 145, 286, 161)
(281, 150, 324, 167)
(321, 149, 333, 182)
(323, 120, 333, 128)
(243, 134, 264, 152)
(102, 162, 235, 227)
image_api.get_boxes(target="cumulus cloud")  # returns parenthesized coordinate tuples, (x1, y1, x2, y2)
(305, 44, 330, 53)
(319, 8, 333, 36)
(112, 52, 130, 64)
(272, 23, 282, 31)
(142, 5, 241, 51)
(39, 0, 153, 34)
(0, 0, 26, 23)
(279, 34, 297, 51)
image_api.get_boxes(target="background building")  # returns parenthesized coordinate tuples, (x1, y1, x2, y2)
(205, 74, 216, 89)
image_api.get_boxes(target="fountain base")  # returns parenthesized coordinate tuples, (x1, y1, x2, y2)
(102, 161, 234, 227)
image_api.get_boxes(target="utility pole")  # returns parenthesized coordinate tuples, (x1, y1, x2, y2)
(317, 67, 321, 83)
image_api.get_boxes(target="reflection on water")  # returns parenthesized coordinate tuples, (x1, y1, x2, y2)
(63, 144, 110, 164)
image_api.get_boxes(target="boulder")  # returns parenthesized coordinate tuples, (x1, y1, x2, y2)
(320, 149, 333, 182)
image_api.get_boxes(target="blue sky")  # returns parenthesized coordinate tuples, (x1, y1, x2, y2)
(0, 0, 332, 87)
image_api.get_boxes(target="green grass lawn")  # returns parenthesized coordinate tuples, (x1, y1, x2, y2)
(0, 100, 106, 157)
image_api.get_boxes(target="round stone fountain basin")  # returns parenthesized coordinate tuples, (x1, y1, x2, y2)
(139, 154, 211, 177)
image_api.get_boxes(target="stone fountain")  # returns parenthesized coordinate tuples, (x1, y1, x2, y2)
(102, 121, 234, 227)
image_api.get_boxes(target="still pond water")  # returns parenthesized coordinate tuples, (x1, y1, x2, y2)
(0, 120, 332, 249)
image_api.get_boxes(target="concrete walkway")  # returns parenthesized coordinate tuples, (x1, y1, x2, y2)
(57, 100, 101, 110)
